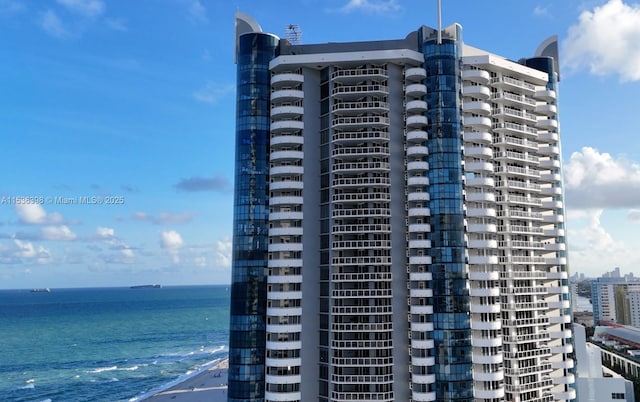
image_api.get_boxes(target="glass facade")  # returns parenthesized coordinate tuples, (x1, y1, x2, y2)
(228, 32, 279, 402)
(423, 31, 474, 401)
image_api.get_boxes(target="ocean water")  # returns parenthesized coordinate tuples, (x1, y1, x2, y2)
(0, 285, 230, 402)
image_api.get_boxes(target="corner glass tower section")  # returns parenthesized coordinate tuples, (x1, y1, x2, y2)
(423, 26, 474, 401)
(228, 32, 278, 402)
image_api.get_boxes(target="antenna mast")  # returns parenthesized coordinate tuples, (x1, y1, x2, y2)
(436, 0, 442, 44)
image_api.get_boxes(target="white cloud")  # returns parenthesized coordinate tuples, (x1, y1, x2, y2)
(563, 0, 640, 81)
(564, 147, 640, 208)
(193, 82, 234, 105)
(568, 209, 638, 276)
(1, 240, 52, 264)
(57, 0, 104, 18)
(41, 225, 77, 241)
(533, 5, 549, 16)
(105, 17, 127, 32)
(132, 211, 197, 225)
(628, 209, 640, 223)
(15, 204, 63, 225)
(95, 226, 114, 238)
(160, 230, 184, 250)
(160, 230, 184, 264)
(335, 0, 401, 14)
(187, 0, 207, 23)
(41, 9, 68, 38)
(214, 236, 232, 267)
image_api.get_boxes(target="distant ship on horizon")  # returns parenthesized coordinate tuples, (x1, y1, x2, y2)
(31, 288, 51, 293)
(130, 284, 162, 289)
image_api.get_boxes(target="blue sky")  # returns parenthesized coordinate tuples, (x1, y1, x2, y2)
(1, 0, 639, 289)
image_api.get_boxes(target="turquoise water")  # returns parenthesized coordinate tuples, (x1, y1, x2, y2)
(0, 285, 230, 402)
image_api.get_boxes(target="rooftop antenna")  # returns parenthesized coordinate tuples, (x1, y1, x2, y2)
(285, 24, 302, 45)
(436, 0, 442, 44)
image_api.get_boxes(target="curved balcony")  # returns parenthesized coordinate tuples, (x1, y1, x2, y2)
(466, 176, 494, 187)
(539, 158, 560, 169)
(470, 303, 500, 314)
(271, 120, 304, 133)
(474, 371, 504, 382)
(412, 391, 437, 402)
(463, 131, 492, 144)
(474, 388, 505, 400)
(470, 287, 500, 297)
(408, 223, 431, 233)
(551, 343, 573, 354)
(411, 339, 435, 350)
(462, 68, 490, 84)
(540, 172, 561, 183)
(471, 319, 501, 330)
(271, 72, 304, 88)
(407, 115, 428, 128)
(465, 161, 494, 173)
(469, 255, 499, 265)
(271, 134, 304, 148)
(539, 145, 560, 156)
(268, 259, 303, 269)
(406, 83, 428, 97)
(271, 105, 303, 119)
(270, 165, 304, 176)
(471, 337, 502, 348)
(269, 211, 303, 221)
(550, 358, 574, 369)
(412, 373, 436, 385)
(410, 305, 433, 315)
(542, 200, 563, 209)
(265, 390, 302, 401)
(265, 373, 302, 386)
(406, 67, 427, 81)
(408, 207, 431, 217)
(408, 192, 430, 202)
(549, 314, 571, 324)
(266, 323, 302, 334)
(553, 389, 577, 401)
(546, 257, 568, 266)
(466, 192, 495, 203)
(409, 239, 431, 249)
(538, 132, 559, 143)
(406, 99, 428, 112)
(469, 271, 499, 281)
(269, 195, 304, 206)
(408, 176, 429, 187)
(410, 288, 433, 298)
(269, 227, 303, 237)
(332, 84, 389, 98)
(543, 214, 564, 224)
(411, 356, 435, 366)
(536, 118, 558, 130)
(407, 130, 428, 142)
(547, 270, 568, 279)
(465, 146, 493, 159)
(266, 306, 303, 317)
(473, 353, 503, 366)
(548, 300, 571, 309)
(271, 150, 304, 162)
(535, 103, 557, 116)
(464, 116, 492, 130)
(407, 161, 429, 172)
(467, 208, 497, 218)
(535, 89, 557, 101)
(462, 85, 490, 99)
(467, 223, 497, 233)
(409, 272, 432, 281)
(544, 228, 565, 237)
(468, 239, 498, 249)
(265, 340, 302, 351)
(409, 255, 432, 265)
(332, 116, 389, 129)
(463, 101, 491, 115)
(271, 89, 304, 102)
(541, 186, 562, 196)
(407, 145, 429, 157)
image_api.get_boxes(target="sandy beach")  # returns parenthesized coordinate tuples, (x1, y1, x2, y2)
(141, 359, 228, 401)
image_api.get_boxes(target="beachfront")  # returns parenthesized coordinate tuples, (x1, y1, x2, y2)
(142, 359, 228, 401)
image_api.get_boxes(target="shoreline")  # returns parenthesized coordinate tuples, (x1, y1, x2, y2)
(132, 358, 228, 402)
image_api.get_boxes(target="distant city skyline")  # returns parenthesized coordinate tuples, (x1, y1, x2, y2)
(2, 0, 640, 288)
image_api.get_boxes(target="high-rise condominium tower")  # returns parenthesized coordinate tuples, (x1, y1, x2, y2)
(228, 12, 575, 402)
